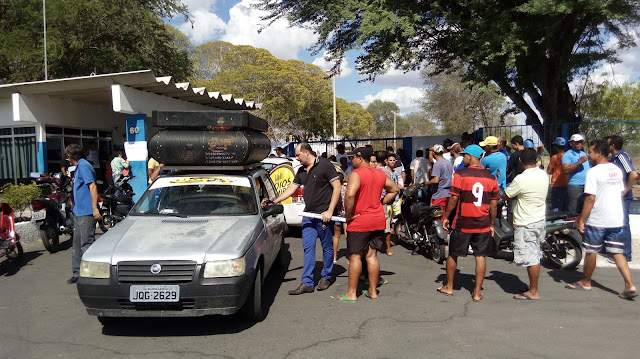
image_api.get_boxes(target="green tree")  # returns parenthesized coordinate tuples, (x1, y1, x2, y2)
(577, 81, 640, 146)
(335, 98, 374, 138)
(365, 100, 399, 137)
(420, 65, 513, 135)
(0, 0, 192, 83)
(400, 112, 439, 137)
(257, 0, 640, 145)
(191, 41, 334, 141)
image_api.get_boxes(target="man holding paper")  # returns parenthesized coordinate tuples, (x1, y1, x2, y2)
(337, 147, 399, 302)
(262, 143, 342, 295)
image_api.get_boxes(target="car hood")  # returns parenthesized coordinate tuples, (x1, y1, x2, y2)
(83, 215, 261, 264)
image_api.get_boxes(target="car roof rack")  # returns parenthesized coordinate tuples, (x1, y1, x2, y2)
(162, 163, 264, 172)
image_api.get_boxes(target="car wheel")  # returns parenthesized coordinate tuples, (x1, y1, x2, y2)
(239, 267, 264, 322)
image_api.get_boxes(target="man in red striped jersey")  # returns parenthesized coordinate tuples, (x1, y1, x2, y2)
(438, 144, 500, 302)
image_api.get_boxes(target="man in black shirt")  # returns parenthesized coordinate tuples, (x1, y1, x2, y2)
(264, 143, 342, 294)
(507, 135, 525, 184)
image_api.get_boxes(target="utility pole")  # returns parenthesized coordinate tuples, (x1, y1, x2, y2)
(43, 0, 48, 80)
(332, 76, 337, 139)
(393, 111, 397, 149)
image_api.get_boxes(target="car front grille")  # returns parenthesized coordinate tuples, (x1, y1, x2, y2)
(118, 299, 196, 311)
(117, 261, 197, 283)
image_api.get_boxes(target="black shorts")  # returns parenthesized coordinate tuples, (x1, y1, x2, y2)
(449, 229, 493, 257)
(346, 230, 385, 255)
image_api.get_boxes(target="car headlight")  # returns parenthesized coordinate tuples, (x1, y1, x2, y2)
(203, 258, 245, 278)
(79, 261, 111, 279)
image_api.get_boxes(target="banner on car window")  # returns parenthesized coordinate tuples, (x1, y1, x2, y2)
(269, 163, 295, 204)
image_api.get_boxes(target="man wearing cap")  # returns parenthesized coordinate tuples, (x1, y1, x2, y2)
(480, 136, 507, 193)
(439, 144, 500, 302)
(547, 137, 569, 211)
(338, 147, 399, 302)
(424, 145, 453, 217)
(562, 134, 590, 213)
(265, 142, 342, 295)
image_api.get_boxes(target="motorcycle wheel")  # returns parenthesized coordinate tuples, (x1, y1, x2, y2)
(395, 215, 412, 244)
(429, 239, 447, 264)
(99, 210, 114, 233)
(7, 241, 24, 260)
(40, 217, 60, 253)
(544, 232, 582, 270)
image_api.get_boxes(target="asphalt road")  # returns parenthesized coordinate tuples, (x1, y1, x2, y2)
(1, 232, 639, 359)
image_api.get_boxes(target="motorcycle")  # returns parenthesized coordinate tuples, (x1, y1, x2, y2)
(30, 172, 74, 253)
(395, 183, 448, 263)
(0, 202, 23, 261)
(98, 174, 134, 231)
(491, 200, 583, 270)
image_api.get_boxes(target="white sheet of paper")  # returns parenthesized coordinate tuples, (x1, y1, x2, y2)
(124, 141, 148, 161)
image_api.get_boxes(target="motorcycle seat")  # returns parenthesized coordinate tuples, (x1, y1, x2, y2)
(546, 211, 578, 222)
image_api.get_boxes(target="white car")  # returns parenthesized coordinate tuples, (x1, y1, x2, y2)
(261, 157, 344, 227)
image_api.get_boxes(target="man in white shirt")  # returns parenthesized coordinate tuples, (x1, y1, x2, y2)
(503, 148, 549, 300)
(410, 149, 430, 185)
(335, 144, 348, 164)
(568, 139, 636, 300)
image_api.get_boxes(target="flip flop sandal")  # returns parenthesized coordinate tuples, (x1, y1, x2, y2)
(565, 282, 592, 290)
(437, 286, 453, 297)
(472, 294, 483, 302)
(364, 292, 378, 300)
(618, 290, 638, 300)
(336, 294, 356, 303)
(513, 293, 539, 301)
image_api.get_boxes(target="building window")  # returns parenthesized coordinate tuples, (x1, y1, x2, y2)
(0, 127, 37, 180)
(45, 126, 112, 174)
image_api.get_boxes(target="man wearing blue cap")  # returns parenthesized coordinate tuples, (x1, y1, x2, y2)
(439, 144, 500, 302)
(547, 137, 569, 211)
(480, 136, 507, 194)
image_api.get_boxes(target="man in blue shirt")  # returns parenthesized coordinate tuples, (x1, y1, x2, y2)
(66, 144, 102, 284)
(480, 136, 507, 193)
(607, 135, 638, 262)
(562, 134, 590, 213)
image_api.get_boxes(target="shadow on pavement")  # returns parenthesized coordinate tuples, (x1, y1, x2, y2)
(100, 244, 292, 336)
(0, 249, 44, 276)
(546, 268, 618, 295)
(435, 270, 480, 295)
(486, 270, 528, 294)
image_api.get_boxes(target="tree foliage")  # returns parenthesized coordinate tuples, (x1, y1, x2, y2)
(365, 99, 399, 137)
(577, 81, 640, 144)
(0, 0, 192, 83)
(191, 41, 370, 141)
(400, 112, 439, 137)
(335, 98, 374, 139)
(420, 65, 513, 135)
(257, 0, 640, 144)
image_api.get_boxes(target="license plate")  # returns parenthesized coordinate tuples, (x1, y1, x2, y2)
(32, 210, 46, 221)
(129, 285, 180, 302)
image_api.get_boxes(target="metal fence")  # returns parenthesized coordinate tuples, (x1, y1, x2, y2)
(480, 120, 640, 213)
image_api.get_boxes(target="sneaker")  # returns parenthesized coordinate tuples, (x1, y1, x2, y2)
(607, 257, 616, 265)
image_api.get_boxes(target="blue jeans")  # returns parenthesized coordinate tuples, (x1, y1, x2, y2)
(72, 215, 97, 277)
(622, 198, 632, 262)
(300, 217, 334, 287)
(551, 186, 568, 212)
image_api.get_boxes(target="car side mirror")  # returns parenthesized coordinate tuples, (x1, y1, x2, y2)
(262, 204, 284, 218)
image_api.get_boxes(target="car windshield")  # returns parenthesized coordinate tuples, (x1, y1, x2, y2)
(131, 176, 258, 217)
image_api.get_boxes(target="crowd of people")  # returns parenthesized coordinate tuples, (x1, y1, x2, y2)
(264, 132, 638, 303)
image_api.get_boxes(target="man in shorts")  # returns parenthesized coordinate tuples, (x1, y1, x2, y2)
(568, 139, 636, 300)
(503, 148, 549, 300)
(439, 144, 500, 302)
(375, 151, 399, 255)
(337, 147, 399, 302)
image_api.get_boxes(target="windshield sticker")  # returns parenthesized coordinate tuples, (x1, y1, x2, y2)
(169, 177, 232, 184)
(151, 176, 251, 189)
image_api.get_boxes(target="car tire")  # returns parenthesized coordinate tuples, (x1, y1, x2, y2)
(239, 267, 264, 322)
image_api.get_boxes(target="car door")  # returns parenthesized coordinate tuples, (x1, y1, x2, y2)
(256, 174, 283, 271)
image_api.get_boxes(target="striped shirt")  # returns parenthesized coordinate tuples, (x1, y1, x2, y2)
(449, 166, 500, 233)
(609, 150, 636, 200)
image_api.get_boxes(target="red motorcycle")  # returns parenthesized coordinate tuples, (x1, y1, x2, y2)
(31, 172, 74, 253)
(1, 202, 23, 261)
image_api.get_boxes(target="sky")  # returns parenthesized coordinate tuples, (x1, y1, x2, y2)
(167, 0, 640, 118)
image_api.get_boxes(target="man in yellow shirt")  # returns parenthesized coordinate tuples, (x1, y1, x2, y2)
(503, 148, 549, 300)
